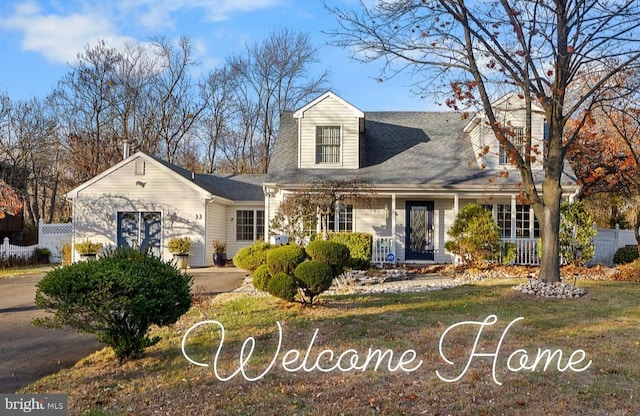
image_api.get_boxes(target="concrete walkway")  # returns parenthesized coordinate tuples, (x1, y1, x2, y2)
(0, 266, 245, 393)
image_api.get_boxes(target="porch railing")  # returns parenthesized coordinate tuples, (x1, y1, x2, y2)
(503, 238, 540, 265)
(372, 237, 395, 264)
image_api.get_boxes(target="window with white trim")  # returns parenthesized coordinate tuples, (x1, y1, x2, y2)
(236, 209, 265, 242)
(499, 127, 525, 165)
(328, 203, 353, 232)
(496, 204, 512, 238)
(316, 126, 341, 164)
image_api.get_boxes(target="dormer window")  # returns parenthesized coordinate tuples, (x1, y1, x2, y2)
(316, 126, 341, 164)
(499, 127, 525, 165)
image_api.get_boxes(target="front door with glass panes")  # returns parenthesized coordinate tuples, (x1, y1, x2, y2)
(117, 212, 162, 257)
(405, 201, 434, 261)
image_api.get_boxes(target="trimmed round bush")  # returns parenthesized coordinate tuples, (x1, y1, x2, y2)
(613, 246, 639, 265)
(267, 245, 307, 277)
(233, 242, 273, 272)
(295, 261, 333, 304)
(252, 264, 271, 291)
(34, 246, 192, 361)
(266, 272, 298, 302)
(305, 240, 350, 276)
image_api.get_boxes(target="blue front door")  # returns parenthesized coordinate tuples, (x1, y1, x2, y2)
(405, 201, 434, 261)
(117, 211, 162, 257)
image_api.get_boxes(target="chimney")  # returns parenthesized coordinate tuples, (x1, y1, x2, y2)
(123, 140, 130, 159)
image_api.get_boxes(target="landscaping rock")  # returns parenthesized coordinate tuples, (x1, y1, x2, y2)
(511, 279, 587, 298)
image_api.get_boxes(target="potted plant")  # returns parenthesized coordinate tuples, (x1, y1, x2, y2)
(75, 240, 103, 261)
(213, 239, 227, 267)
(168, 237, 192, 269)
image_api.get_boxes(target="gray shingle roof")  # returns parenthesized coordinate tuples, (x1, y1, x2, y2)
(150, 155, 265, 201)
(267, 111, 576, 190)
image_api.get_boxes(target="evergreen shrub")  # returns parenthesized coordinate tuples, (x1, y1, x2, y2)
(613, 246, 639, 265)
(252, 264, 271, 291)
(233, 242, 273, 272)
(327, 232, 372, 269)
(266, 272, 298, 302)
(294, 261, 334, 304)
(305, 240, 350, 276)
(266, 245, 307, 277)
(33, 246, 193, 361)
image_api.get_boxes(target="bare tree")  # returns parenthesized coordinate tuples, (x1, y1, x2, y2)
(198, 67, 238, 173)
(0, 95, 64, 224)
(330, 0, 640, 282)
(54, 41, 123, 181)
(227, 29, 330, 173)
(146, 36, 206, 164)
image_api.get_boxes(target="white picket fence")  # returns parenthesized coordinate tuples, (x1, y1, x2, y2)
(0, 219, 72, 263)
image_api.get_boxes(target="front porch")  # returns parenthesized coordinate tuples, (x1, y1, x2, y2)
(372, 236, 540, 266)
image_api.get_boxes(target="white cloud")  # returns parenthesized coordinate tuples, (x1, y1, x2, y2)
(0, 1, 135, 64)
(117, 0, 285, 30)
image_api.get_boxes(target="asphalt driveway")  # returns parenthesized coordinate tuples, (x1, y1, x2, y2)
(0, 267, 246, 393)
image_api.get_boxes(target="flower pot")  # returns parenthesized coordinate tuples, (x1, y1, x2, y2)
(173, 254, 189, 269)
(79, 253, 97, 261)
(213, 253, 227, 267)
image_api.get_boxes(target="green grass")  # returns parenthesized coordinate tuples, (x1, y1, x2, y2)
(21, 279, 640, 415)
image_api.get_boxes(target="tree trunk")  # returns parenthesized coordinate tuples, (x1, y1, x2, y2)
(633, 211, 640, 256)
(539, 179, 562, 282)
(538, 121, 565, 283)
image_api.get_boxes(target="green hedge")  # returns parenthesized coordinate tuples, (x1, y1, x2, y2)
(327, 232, 372, 269)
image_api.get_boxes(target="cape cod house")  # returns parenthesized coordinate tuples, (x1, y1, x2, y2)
(67, 91, 577, 266)
(264, 91, 578, 264)
(66, 153, 265, 266)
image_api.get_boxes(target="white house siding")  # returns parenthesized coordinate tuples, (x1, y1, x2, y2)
(467, 96, 546, 171)
(298, 94, 361, 169)
(71, 155, 209, 266)
(205, 200, 229, 266)
(354, 200, 392, 237)
(226, 203, 266, 260)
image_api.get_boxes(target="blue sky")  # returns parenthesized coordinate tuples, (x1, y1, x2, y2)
(0, 0, 444, 111)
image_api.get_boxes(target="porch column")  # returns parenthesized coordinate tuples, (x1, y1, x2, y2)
(453, 193, 459, 216)
(391, 193, 397, 258)
(510, 194, 517, 243)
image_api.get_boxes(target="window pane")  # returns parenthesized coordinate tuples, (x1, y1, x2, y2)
(328, 203, 353, 232)
(497, 204, 512, 238)
(256, 210, 265, 241)
(236, 210, 254, 241)
(516, 204, 531, 238)
(316, 126, 341, 164)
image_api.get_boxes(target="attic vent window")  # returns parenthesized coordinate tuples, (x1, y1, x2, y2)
(135, 161, 145, 175)
(316, 126, 341, 164)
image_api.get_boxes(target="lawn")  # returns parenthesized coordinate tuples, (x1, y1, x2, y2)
(0, 264, 54, 278)
(22, 277, 640, 415)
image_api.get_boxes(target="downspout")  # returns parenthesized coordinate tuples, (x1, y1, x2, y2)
(203, 196, 214, 267)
